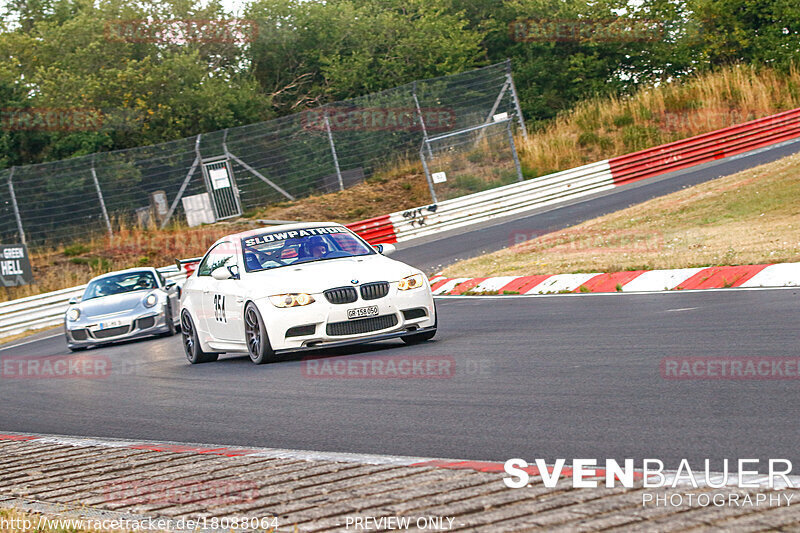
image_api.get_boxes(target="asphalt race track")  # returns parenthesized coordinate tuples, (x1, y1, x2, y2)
(1, 289, 798, 469)
(1, 141, 799, 470)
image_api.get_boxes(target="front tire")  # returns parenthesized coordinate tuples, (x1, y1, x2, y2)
(244, 303, 275, 365)
(402, 303, 437, 345)
(402, 328, 436, 344)
(160, 306, 177, 337)
(181, 310, 218, 364)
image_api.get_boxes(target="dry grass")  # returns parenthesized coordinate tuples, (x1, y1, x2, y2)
(519, 64, 800, 175)
(249, 157, 432, 222)
(442, 151, 800, 278)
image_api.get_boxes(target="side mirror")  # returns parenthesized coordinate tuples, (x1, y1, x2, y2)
(68, 296, 80, 305)
(211, 265, 240, 280)
(375, 243, 396, 256)
(164, 281, 176, 290)
(211, 267, 231, 281)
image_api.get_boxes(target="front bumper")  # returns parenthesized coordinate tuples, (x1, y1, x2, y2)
(273, 326, 437, 355)
(259, 284, 436, 352)
(65, 310, 171, 348)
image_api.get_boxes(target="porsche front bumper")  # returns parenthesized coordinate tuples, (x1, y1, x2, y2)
(65, 309, 172, 348)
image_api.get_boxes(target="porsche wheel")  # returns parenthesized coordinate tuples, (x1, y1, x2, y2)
(181, 310, 218, 364)
(160, 306, 177, 337)
(244, 302, 275, 365)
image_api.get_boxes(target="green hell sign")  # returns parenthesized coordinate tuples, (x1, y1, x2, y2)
(0, 244, 34, 287)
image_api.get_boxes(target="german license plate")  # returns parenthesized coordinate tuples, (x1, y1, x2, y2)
(347, 306, 378, 319)
(96, 319, 123, 330)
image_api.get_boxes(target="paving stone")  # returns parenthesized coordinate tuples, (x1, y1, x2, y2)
(1, 438, 799, 532)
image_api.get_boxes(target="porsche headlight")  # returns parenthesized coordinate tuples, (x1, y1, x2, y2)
(398, 273, 425, 291)
(269, 293, 315, 308)
(66, 308, 80, 321)
(144, 293, 158, 308)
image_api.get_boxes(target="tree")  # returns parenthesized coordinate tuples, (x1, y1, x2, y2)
(0, 0, 268, 166)
(245, 0, 484, 114)
(688, 0, 800, 69)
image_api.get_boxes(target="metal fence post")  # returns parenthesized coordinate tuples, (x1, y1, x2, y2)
(507, 120, 524, 182)
(413, 81, 434, 159)
(161, 134, 202, 228)
(323, 110, 344, 191)
(91, 154, 113, 237)
(225, 128, 295, 201)
(484, 79, 510, 126)
(419, 144, 438, 204)
(506, 59, 528, 142)
(7, 167, 26, 245)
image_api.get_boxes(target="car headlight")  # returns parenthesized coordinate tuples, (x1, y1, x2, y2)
(269, 293, 315, 308)
(398, 273, 425, 291)
(66, 308, 80, 321)
(144, 293, 158, 308)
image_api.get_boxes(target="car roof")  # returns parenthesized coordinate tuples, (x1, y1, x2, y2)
(89, 267, 158, 282)
(219, 222, 348, 243)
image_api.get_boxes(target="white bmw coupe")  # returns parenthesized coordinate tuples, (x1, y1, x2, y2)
(179, 222, 437, 364)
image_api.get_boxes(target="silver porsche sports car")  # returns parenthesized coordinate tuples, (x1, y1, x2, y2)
(64, 268, 181, 351)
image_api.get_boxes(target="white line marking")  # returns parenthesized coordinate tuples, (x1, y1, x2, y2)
(665, 307, 698, 312)
(0, 333, 62, 352)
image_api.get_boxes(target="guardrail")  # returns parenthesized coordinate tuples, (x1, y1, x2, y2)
(609, 107, 800, 185)
(3, 106, 800, 340)
(391, 160, 614, 242)
(0, 266, 186, 340)
(349, 107, 800, 245)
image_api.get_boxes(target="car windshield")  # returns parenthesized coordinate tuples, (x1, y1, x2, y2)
(83, 271, 157, 301)
(242, 226, 375, 272)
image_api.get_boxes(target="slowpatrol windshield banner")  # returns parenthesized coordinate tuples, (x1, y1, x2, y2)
(242, 226, 348, 247)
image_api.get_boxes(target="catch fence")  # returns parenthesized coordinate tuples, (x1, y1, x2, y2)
(0, 60, 526, 246)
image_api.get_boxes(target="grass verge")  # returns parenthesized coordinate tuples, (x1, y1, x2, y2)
(442, 151, 800, 278)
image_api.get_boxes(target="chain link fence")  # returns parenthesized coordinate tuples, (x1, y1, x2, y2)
(421, 119, 524, 203)
(0, 60, 526, 246)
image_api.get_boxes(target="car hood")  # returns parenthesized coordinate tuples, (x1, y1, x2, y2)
(244, 255, 419, 295)
(79, 291, 152, 318)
